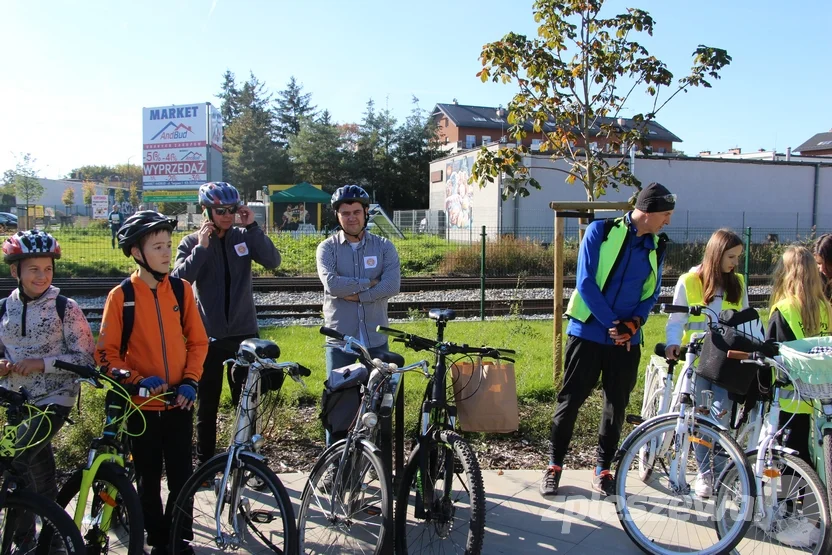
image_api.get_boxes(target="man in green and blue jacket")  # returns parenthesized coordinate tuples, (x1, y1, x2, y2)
(540, 182, 675, 498)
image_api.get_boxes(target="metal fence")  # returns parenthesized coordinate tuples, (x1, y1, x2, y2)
(0, 224, 827, 279)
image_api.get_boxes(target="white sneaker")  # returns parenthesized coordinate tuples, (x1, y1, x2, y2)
(775, 517, 820, 548)
(694, 472, 713, 498)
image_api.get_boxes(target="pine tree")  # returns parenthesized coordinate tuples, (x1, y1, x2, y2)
(275, 76, 316, 148)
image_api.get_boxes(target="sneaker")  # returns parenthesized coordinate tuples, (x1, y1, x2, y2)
(539, 465, 562, 497)
(694, 472, 713, 498)
(591, 469, 615, 497)
(775, 517, 820, 548)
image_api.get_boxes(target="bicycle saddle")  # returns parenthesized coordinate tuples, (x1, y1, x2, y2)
(428, 308, 456, 322)
(374, 350, 405, 367)
(239, 338, 280, 361)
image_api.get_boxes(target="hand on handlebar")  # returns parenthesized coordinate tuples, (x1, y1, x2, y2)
(665, 345, 681, 360)
(139, 376, 168, 396)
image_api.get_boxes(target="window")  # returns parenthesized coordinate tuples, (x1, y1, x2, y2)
(482, 136, 492, 145)
(466, 135, 476, 149)
(531, 139, 541, 151)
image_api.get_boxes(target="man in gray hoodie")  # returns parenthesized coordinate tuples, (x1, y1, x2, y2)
(172, 182, 280, 464)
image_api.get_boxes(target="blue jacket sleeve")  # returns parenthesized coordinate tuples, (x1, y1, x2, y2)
(633, 251, 664, 325)
(575, 221, 618, 328)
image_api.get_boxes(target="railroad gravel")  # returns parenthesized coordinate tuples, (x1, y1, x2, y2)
(73, 283, 771, 332)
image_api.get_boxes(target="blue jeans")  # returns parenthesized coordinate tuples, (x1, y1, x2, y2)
(693, 374, 732, 477)
(324, 339, 389, 445)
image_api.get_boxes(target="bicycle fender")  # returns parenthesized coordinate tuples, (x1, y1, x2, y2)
(614, 413, 729, 463)
(323, 437, 383, 457)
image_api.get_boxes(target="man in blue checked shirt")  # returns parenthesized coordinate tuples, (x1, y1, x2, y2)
(540, 182, 675, 498)
(316, 185, 401, 444)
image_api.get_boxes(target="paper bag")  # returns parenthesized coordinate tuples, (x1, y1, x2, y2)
(451, 360, 519, 433)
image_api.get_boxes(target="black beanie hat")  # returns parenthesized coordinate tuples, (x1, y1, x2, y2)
(635, 182, 676, 213)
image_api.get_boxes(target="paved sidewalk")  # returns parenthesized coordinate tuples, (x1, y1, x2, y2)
(281, 469, 644, 554)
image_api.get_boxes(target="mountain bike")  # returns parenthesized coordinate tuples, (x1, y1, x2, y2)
(714, 340, 832, 554)
(52, 359, 170, 555)
(378, 308, 515, 555)
(296, 326, 429, 554)
(168, 338, 309, 554)
(613, 304, 756, 555)
(0, 385, 85, 554)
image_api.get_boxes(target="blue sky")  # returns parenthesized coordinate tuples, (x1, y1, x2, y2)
(2, 0, 830, 179)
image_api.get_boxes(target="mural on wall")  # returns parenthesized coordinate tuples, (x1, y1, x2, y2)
(445, 155, 474, 229)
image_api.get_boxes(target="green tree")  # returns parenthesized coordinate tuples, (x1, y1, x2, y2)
(2, 153, 44, 229)
(218, 70, 242, 126)
(117, 188, 129, 203)
(129, 183, 139, 207)
(220, 73, 292, 198)
(61, 186, 75, 208)
(275, 76, 316, 148)
(471, 0, 731, 200)
(82, 181, 97, 205)
(393, 97, 443, 208)
(289, 117, 348, 187)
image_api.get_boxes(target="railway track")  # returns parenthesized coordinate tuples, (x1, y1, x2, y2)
(0, 275, 773, 297)
(77, 293, 771, 322)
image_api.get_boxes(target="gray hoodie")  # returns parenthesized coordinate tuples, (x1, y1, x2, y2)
(172, 223, 280, 339)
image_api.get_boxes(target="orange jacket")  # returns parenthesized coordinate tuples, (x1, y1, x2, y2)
(96, 272, 208, 410)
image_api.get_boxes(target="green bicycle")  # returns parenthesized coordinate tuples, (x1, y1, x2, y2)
(0, 385, 86, 554)
(53, 359, 176, 555)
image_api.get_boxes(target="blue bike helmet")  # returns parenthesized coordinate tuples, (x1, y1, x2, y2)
(199, 182, 241, 207)
(331, 185, 369, 211)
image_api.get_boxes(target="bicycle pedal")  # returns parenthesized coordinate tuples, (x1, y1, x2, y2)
(626, 414, 644, 425)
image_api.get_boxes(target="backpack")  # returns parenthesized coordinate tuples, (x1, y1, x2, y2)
(119, 277, 185, 358)
(0, 294, 68, 324)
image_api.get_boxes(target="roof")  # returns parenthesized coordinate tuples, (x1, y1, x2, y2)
(431, 103, 682, 143)
(795, 132, 832, 153)
(269, 182, 331, 203)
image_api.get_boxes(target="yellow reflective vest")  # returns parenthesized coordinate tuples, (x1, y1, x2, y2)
(679, 272, 745, 345)
(773, 298, 831, 414)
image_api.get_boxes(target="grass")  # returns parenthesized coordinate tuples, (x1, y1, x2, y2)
(51, 315, 669, 470)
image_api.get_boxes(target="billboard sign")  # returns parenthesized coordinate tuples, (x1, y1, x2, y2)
(92, 195, 110, 219)
(143, 103, 213, 185)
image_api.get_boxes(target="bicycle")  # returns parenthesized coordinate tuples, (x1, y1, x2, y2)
(167, 338, 309, 554)
(296, 326, 429, 554)
(52, 359, 169, 555)
(378, 308, 515, 555)
(714, 340, 832, 554)
(0, 385, 85, 554)
(613, 303, 756, 555)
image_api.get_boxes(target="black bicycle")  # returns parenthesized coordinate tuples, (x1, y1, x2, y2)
(378, 308, 515, 555)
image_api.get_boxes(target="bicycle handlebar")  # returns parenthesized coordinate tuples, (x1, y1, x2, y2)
(377, 325, 516, 362)
(320, 326, 345, 341)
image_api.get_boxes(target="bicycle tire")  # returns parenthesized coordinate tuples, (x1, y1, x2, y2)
(716, 448, 831, 554)
(168, 452, 297, 554)
(615, 417, 755, 555)
(395, 430, 485, 555)
(0, 488, 86, 555)
(824, 430, 832, 519)
(55, 461, 144, 555)
(297, 438, 391, 554)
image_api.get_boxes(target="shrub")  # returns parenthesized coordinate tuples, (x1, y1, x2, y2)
(438, 236, 578, 277)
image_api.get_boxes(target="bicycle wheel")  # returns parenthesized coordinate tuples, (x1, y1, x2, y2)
(395, 430, 485, 555)
(615, 417, 755, 555)
(168, 452, 297, 554)
(717, 448, 831, 554)
(0, 488, 85, 555)
(297, 438, 390, 554)
(56, 461, 144, 555)
(639, 358, 668, 481)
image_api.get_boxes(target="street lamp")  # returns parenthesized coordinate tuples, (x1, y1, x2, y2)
(496, 105, 506, 143)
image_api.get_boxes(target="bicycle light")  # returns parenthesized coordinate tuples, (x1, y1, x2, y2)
(362, 412, 379, 429)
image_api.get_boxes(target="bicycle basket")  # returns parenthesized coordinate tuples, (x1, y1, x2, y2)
(778, 337, 832, 400)
(450, 359, 518, 433)
(319, 363, 368, 435)
(697, 313, 767, 395)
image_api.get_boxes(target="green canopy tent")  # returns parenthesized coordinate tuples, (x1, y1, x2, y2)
(269, 182, 330, 231)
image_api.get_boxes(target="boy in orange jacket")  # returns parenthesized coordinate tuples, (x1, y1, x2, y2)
(97, 211, 208, 555)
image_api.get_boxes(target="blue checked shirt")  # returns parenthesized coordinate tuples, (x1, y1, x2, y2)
(316, 231, 401, 348)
